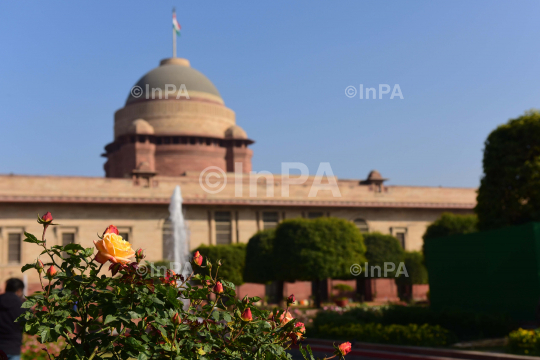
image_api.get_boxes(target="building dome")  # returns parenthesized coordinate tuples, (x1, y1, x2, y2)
(125, 58, 223, 105)
(225, 125, 248, 139)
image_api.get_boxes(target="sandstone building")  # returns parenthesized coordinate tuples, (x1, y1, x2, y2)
(0, 57, 476, 295)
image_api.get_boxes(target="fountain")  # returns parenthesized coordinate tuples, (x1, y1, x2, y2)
(168, 185, 191, 277)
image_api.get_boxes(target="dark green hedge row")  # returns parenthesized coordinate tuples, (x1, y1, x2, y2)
(316, 323, 455, 347)
(312, 305, 516, 341)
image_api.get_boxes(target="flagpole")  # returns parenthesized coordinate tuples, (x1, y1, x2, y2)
(172, 8, 177, 58)
(173, 27, 176, 58)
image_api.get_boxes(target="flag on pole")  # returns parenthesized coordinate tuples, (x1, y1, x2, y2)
(173, 12, 181, 36)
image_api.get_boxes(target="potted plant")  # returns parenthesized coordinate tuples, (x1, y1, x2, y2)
(333, 284, 353, 307)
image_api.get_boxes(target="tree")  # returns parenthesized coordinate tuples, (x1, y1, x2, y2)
(395, 251, 428, 302)
(194, 243, 247, 286)
(423, 213, 477, 241)
(243, 229, 282, 303)
(359, 232, 404, 301)
(476, 110, 540, 230)
(243, 229, 276, 284)
(273, 217, 366, 307)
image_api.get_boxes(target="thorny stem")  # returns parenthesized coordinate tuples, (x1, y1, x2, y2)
(230, 322, 248, 343)
(204, 294, 221, 321)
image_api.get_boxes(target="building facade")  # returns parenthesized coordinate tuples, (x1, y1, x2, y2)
(0, 57, 476, 293)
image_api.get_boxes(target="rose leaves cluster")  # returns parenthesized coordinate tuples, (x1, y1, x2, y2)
(17, 213, 349, 360)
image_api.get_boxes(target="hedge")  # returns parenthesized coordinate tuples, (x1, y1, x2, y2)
(312, 305, 516, 341)
(316, 323, 456, 347)
(194, 243, 247, 286)
(243, 229, 276, 284)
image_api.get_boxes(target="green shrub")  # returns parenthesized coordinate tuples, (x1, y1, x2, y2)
(273, 217, 366, 282)
(423, 213, 478, 241)
(395, 251, 428, 286)
(333, 284, 354, 292)
(507, 328, 540, 355)
(363, 232, 404, 277)
(243, 229, 275, 283)
(476, 110, 540, 230)
(316, 323, 456, 347)
(312, 305, 516, 341)
(194, 243, 247, 285)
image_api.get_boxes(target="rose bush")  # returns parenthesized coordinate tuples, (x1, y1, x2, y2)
(18, 213, 351, 360)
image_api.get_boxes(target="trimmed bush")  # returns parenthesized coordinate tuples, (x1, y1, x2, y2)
(273, 217, 366, 282)
(476, 110, 540, 230)
(423, 213, 478, 241)
(243, 229, 275, 284)
(312, 305, 516, 341)
(395, 251, 428, 286)
(316, 323, 455, 347)
(507, 328, 540, 355)
(363, 232, 404, 277)
(273, 217, 366, 307)
(194, 243, 247, 285)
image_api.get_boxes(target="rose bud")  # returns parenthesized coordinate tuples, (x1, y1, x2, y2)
(35, 259, 44, 274)
(338, 342, 352, 356)
(135, 249, 145, 263)
(214, 281, 224, 294)
(109, 263, 123, 276)
(42, 212, 53, 223)
(46, 265, 57, 279)
(193, 251, 203, 266)
(240, 308, 253, 322)
(103, 225, 119, 236)
(172, 313, 181, 326)
(287, 294, 296, 306)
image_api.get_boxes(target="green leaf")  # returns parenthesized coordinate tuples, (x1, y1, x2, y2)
(21, 263, 36, 273)
(23, 232, 43, 244)
(138, 353, 148, 360)
(104, 314, 117, 324)
(63, 243, 85, 252)
(128, 311, 140, 319)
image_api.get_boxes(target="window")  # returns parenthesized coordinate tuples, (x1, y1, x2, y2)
(8, 233, 21, 263)
(307, 212, 324, 219)
(215, 211, 232, 245)
(353, 218, 369, 233)
(62, 233, 75, 258)
(396, 232, 406, 248)
(390, 227, 407, 249)
(119, 232, 129, 242)
(262, 212, 279, 230)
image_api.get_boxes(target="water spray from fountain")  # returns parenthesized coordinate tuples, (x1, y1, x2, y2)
(168, 185, 191, 277)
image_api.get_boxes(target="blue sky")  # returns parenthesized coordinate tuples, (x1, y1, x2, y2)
(0, 1, 539, 187)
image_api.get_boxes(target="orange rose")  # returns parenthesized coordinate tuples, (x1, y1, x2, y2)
(279, 310, 293, 325)
(93, 232, 135, 264)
